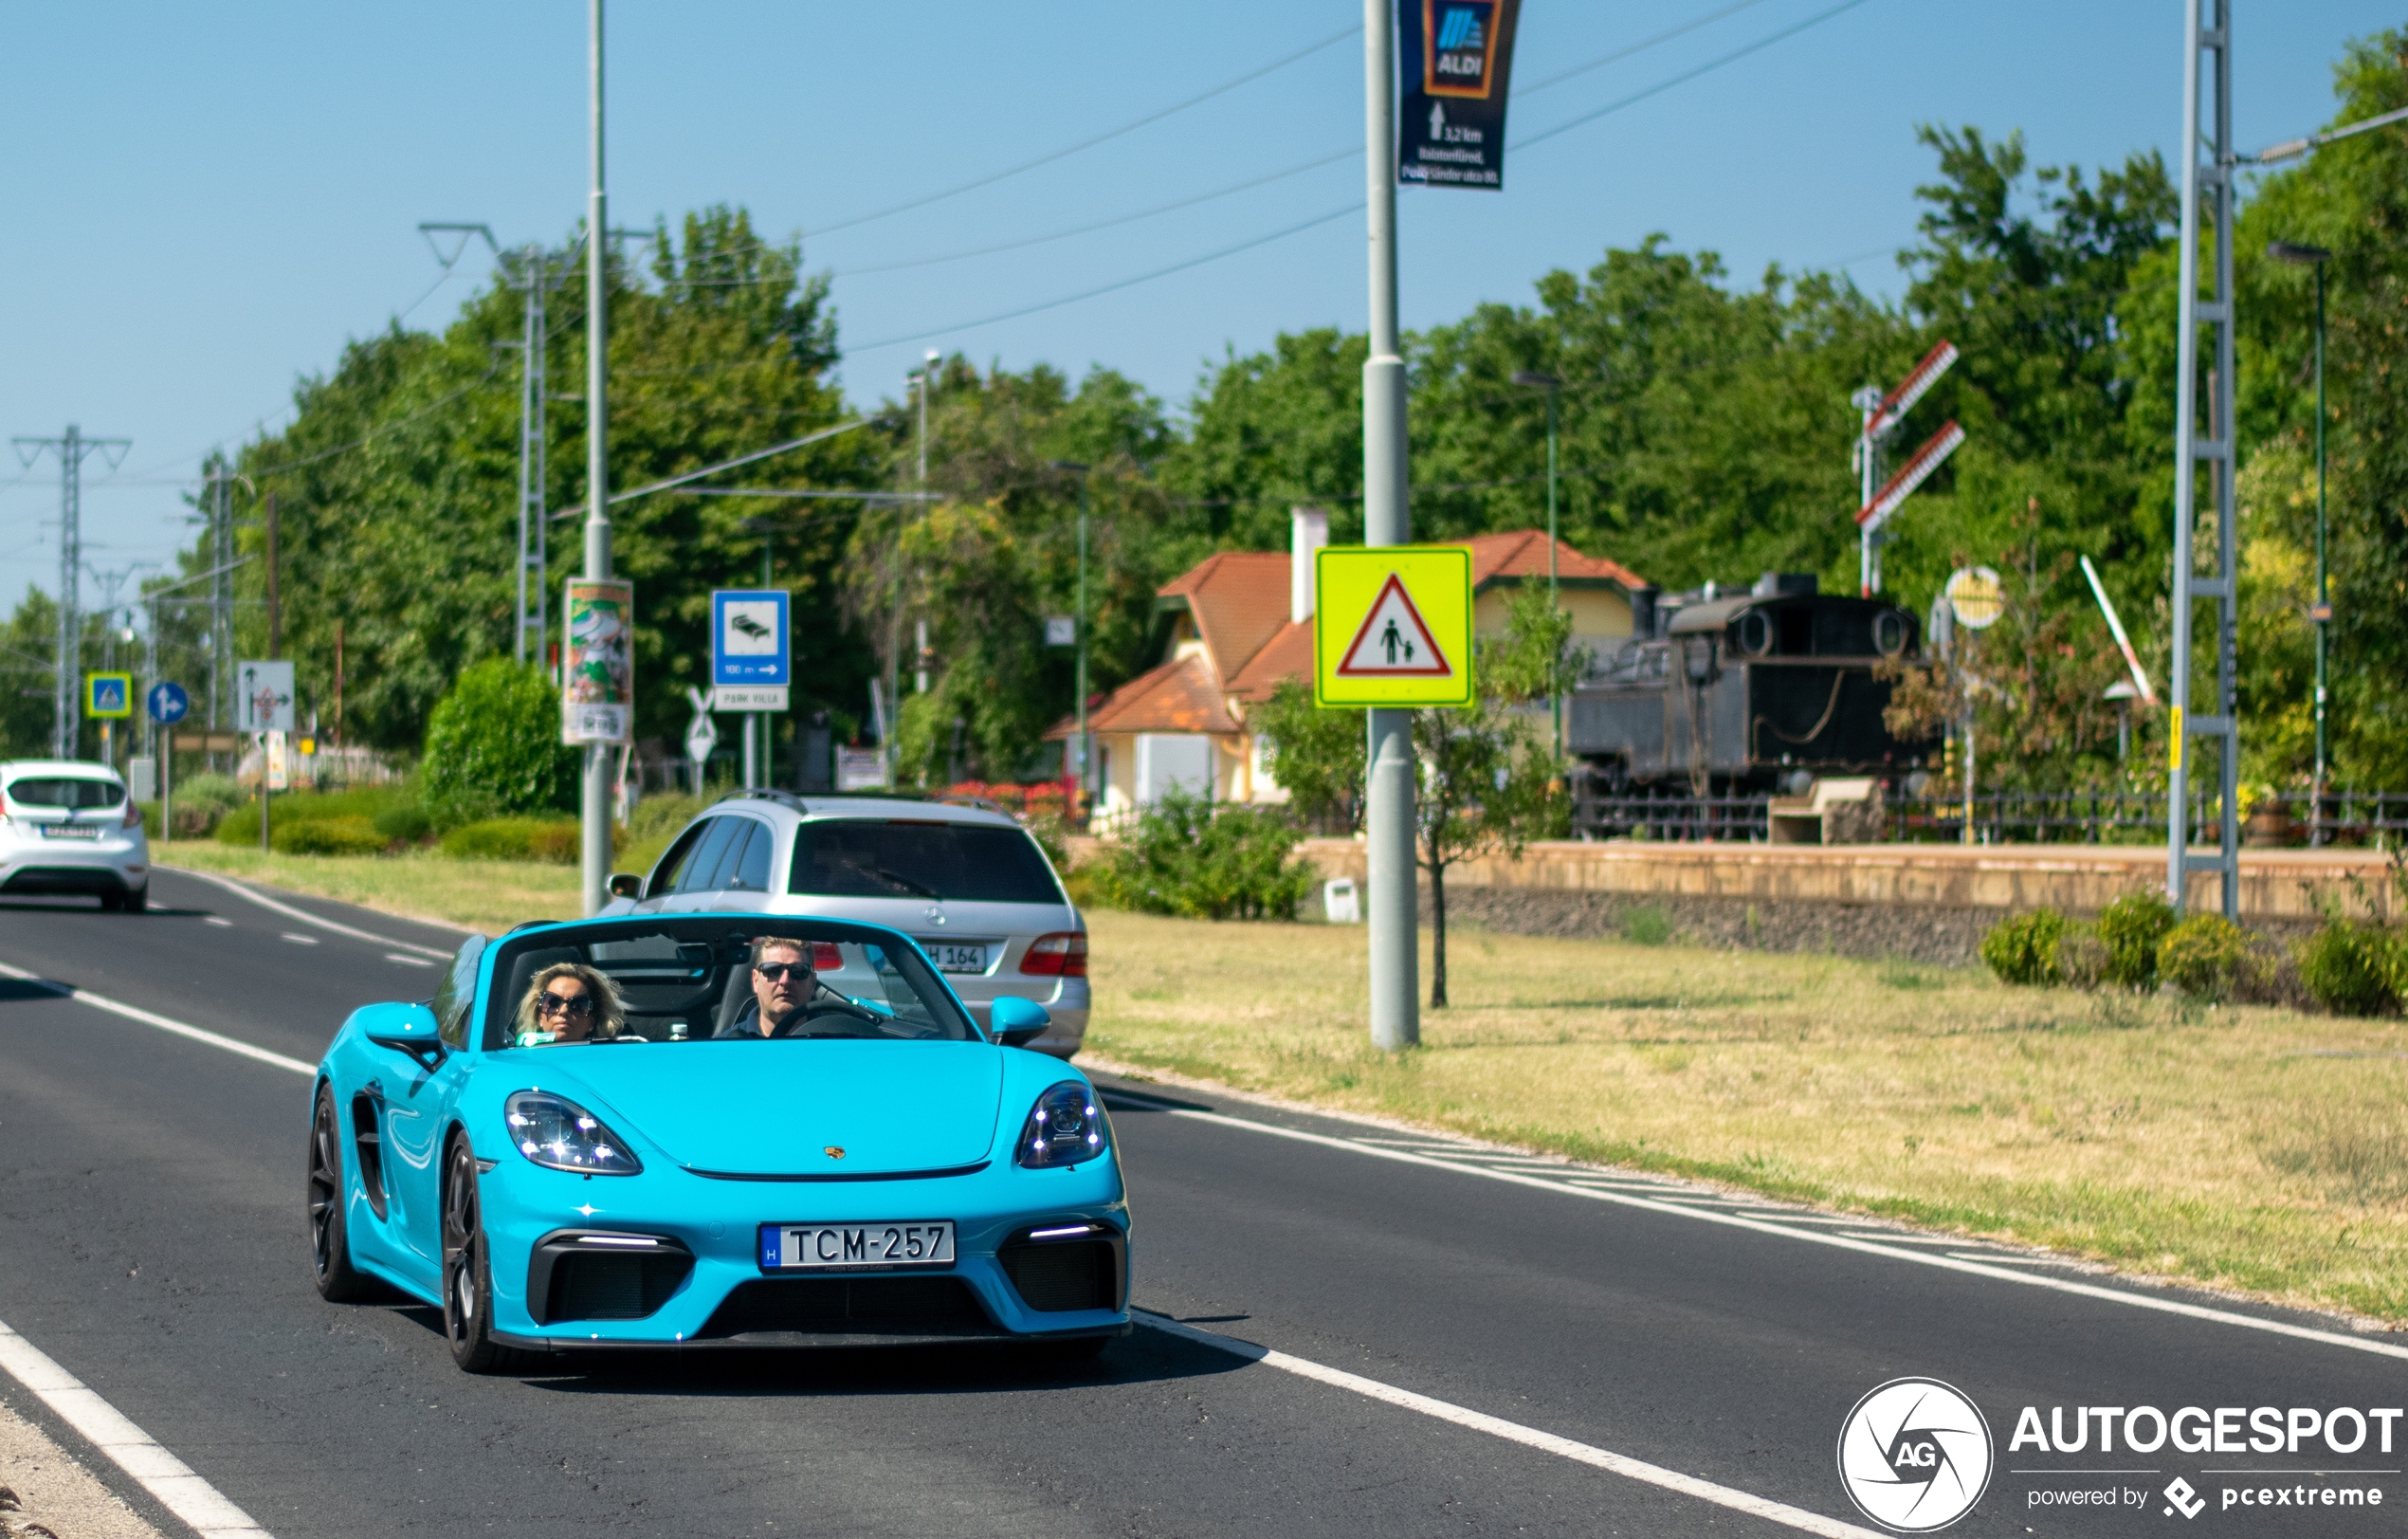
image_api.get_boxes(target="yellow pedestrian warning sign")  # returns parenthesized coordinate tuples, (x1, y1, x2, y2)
(1314, 546, 1474, 707)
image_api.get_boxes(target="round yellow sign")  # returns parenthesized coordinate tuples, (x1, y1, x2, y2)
(1944, 566, 2005, 631)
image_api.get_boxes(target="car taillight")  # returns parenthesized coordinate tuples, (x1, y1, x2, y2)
(812, 941, 844, 971)
(1020, 931, 1086, 978)
(122, 801, 143, 829)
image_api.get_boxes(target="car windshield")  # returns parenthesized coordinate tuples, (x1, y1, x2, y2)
(790, 818, 1062, 904)
(481, 918, 980, 1051)
(4, 777, 123, 810)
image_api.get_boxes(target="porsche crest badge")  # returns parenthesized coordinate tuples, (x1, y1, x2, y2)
(823, 1145, 846, 1160)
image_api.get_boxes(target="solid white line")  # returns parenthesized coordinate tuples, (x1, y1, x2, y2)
(1137, 1311, 1881, 1539)
(0, 962, 315, 1078)
(279, 933, 319, 946)
(159, 864, 457, 958)
(203, 916, 232, 928)
(0, 1315, 273, 1538)
(1142, 1103, 2408, 1364)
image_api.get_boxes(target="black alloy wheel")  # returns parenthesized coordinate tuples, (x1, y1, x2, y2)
(306, 1086, 370, 1301)
(441, 1138, 521, 1374)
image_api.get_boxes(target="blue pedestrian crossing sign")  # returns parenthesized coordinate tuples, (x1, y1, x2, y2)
(147, 681, 191, 725)
(85, 672, 134, 720)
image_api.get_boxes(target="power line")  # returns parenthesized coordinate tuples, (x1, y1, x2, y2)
(810, 21, 1360, 237)
(1513, 0, 1778, 97)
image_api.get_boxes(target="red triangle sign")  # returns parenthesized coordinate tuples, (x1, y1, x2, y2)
(1336, 573, 1454, 678)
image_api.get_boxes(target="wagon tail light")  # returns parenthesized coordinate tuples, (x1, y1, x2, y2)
(122, 800, 143, 828)
(812, 941, 844, 971)
(1020, 932, 1086, 978)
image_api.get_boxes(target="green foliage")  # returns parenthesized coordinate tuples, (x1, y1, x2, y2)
(1981, 907, 2068, 986)
(374, 804, 433, 844)
(1092, 789, 1314, 921)
(2097, 890, 2177, 988)
(1622, 905, 1673, 946)
(421, 659, 576, 826)
(2159, 914, 2249, 999)
(1251, 677, 1365, 833)
(2297, 916, 2400, 1017)
(273, 815, 389, 856)
(440, 817, 579, 864)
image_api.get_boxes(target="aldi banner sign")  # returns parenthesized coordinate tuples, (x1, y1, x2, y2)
(1397, 0, 1523, 190)
(561, 578, 635, 744)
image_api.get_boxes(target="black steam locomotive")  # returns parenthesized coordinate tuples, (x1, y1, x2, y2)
(1567, 572, 1939, 798)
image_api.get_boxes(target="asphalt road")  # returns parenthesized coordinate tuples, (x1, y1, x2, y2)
(0, 866, 2399, 1538)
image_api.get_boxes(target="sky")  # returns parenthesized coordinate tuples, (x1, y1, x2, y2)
(0, 0, 2395, 615)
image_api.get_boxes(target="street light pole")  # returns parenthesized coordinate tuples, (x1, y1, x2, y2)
(579, 0, 613, 915)
(2270, 240, 2332, 839)
(1511, 370, 1563, 760)
(1049, 461, 1092, 819)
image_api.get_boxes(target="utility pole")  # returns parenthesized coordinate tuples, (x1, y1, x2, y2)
(1362, 0, 1417, 1051)
(1049, 461, 1093, 815)
(1510, 371, 1562, 760)
(2269, 240, 2331, 838)
(2167, 0, 2241, 918)
(579, 0, 614, 915)
(13, 425, 130, 760)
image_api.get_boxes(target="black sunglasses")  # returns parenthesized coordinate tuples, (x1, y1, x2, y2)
(537, 992, 596, 1017)
(754, 962, 812, 981)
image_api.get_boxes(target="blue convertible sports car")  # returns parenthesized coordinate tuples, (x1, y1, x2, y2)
(304, 913, 1129, 1372)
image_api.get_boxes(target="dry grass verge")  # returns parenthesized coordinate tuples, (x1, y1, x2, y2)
(159, 845, 580, 933)
(1084, 908, 2408, 1325)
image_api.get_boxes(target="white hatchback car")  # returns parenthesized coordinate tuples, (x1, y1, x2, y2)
(601, 791, 1089, 1057)
(0, 760, 151, 911)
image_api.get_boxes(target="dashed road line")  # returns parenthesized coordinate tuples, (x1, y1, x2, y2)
(385, 952, 435, 968)
(279, 932, 320, 946)
(0, 1314, 272, 1538)
(159, 864, 457, 958)
(1137, 1311, 1881, 1539)
(1103, 1087, 2408, 1363)
(0, 962, 314, 1077)
(203, 916, 232, 928)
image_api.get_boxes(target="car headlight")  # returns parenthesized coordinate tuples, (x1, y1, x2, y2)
(505, 1090, 642, 1175)
(1014, 1080, 1105, 1168)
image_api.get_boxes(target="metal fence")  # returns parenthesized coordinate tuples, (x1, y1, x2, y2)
(1569, 783, 2408, 847)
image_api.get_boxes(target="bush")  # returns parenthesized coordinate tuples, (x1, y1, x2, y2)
(1981, 907, 2067, 986)
(1092, 790, 1315, 920)
(441, 817, 580, 864)
(2097, 890, 2177, 988)
(421, 659, 577, 827)
(273, 815, 390, 856)
(2056, 926, 2108, 990)
(2159, 914, 2249, 1000)
(374, 804, 434, 845)
(164, 772, 243, 837)
(2297, 918, 2400, 1017)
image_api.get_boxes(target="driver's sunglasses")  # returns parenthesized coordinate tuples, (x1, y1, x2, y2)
(754, 962, 812, 981)
(537, 993, 596, 1017)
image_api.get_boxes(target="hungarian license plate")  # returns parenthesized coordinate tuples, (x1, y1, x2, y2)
(39, 824, 99, 840)
(760, 1221, 956, 1272)
(923, 944, 987, 975)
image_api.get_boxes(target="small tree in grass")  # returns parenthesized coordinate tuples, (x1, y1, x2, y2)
(421, 658, 578, 828)
(1251, 584, 1573, 1009)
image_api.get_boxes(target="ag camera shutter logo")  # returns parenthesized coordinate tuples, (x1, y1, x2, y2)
(1836, 1378, 1994, 1532)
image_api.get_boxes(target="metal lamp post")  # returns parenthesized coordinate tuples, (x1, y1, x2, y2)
(2269, 239, 2332, 840)
(1509, 370, 1563, 760)
(1049, 461, 1092, 820)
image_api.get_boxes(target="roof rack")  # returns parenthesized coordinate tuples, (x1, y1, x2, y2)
(709, 787, 930, 812)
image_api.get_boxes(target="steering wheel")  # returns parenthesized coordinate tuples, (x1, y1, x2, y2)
(770, 997, 885, 1037)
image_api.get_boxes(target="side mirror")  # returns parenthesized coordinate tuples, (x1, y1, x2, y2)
(608, 872, 644, 899)
(368, 1005, 447, 1072)
(989, 996, 1051, 1049)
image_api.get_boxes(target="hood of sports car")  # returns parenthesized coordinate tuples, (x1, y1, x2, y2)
(527, 1041, 1005, 1175)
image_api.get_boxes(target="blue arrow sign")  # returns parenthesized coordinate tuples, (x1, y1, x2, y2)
(147, 681, 191, 724)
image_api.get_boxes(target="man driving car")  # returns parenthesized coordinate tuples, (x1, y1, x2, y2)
(717, 935, 851, 1037)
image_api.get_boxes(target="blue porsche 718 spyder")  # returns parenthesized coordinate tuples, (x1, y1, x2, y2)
(304, 912, 1129, 1372)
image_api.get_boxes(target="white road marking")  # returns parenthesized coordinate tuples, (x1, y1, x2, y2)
(159, 864, 457, 958)
(0, 962, 314, 1078)
(385, 952, 435, 968)
(0, 1314, 273, 1538)
(1106, 1089, 2408, 1363)
(203, 917, 232, 928)
(1137, 1311, 1881, 1539)
(279, 932, 319, 946)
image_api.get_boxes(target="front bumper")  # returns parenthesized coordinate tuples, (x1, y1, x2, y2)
(467, 1150, 1130, 1349)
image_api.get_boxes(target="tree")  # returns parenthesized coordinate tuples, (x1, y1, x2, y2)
(420, 659, 577, 825)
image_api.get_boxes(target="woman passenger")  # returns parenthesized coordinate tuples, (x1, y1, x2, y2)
(515, 962, 627, 1046)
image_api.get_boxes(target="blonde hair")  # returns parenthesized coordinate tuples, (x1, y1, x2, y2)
(517, 962, 627, 1040)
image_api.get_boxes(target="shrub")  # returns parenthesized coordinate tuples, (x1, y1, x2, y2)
(2056, 926, 2108, 990)
(421, 659, 577, 827)
(2297, 918, 2399, 1017)
(2159, 914, 2249, 999)
(273, 815, 390, 857)
(1981, 907, 2067, 986)
(212, 801, 265, 845)
(2097, 890, 2177, 988)
(441, 817, 580, 864)
(374, 804, 434, 845)
(1622, 904, 1673, 945)
(1092, 789, 1315, 920)
(164, 772, 243, 837)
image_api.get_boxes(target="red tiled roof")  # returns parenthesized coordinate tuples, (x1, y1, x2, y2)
(1156, 551, 1291, 684)
(1042, 652, 1239, 740)
(1224, 619, 1313, 704)
(1466, 531, 1646, 591)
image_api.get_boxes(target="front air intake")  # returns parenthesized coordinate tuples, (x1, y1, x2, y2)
(548, 1251, 691, 1321)
(700, 1277, 994, 1339)
(999, 1229, 1122, 1312)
